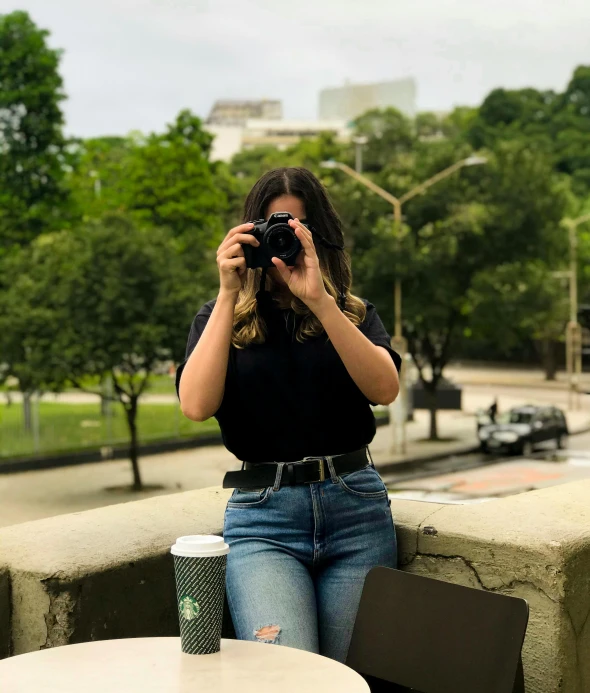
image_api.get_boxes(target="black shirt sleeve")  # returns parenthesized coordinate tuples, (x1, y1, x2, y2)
(359, 301, 402, 374)
(175, 300, 216, 399)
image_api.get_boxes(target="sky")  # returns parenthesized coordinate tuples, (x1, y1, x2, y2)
(2, 0, 590, 138)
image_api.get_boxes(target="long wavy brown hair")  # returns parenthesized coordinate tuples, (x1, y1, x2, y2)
(232, 167, 366, 348)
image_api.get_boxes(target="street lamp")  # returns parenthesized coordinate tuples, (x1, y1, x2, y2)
(321, 155, 487, 453)
(320, 156, 487, 340)
(562, 212, 590, 410)
(89, 170, 102, 198)
(351, 135, 368, 174)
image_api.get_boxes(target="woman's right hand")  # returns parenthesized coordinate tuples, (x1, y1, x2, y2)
(216, 223, 260, 296)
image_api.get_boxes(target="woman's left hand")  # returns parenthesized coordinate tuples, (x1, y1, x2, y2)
(271, 219, 330, 310)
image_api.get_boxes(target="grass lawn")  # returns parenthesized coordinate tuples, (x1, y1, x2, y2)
(0, 401, 219, 460)
(1, 395, 388, 461)
(54, 373, 177, 396)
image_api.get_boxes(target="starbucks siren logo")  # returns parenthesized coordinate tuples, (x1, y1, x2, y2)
(179, 595, 200, 621)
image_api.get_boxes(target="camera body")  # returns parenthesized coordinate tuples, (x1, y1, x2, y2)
(242, 211, 304, 269)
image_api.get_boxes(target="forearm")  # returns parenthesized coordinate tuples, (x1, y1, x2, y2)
(178, 290, 237, 421)
(312, 296, 399, 405)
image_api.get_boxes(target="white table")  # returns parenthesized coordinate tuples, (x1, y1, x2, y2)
(0, 637, 370, 692)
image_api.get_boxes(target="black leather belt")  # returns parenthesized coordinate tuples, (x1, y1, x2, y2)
(222, 448, 370, 489)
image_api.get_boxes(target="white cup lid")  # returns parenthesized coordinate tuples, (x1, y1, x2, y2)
(171, 535, 229, 557)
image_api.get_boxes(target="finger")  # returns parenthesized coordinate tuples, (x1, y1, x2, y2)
(218, 223, 255, 251)
(220, 257, 246, 273)
(291, 218, 315, 247)
(218, 231, 257, 252)
(229, 222, 255, 237)
(219, 243, 245, 260)
(271, 257, 292, 284)
(293, 225, 317, 256)
(217, 233, 259, 256)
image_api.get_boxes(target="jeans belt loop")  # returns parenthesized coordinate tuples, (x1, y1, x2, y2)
(325, 456, 338, 483)
(273, 463, 285, 492)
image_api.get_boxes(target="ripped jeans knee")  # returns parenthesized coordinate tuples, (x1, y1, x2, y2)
(254, 624, 281, 644)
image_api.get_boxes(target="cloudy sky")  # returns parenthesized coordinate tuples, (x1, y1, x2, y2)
(3, 0, 589, 137)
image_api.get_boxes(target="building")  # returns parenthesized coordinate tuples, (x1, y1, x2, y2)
(206, 99, 282, 127)
(241, 119, 349, 151)
(206, 119, 350, 162)
(319, 78, 417, 122)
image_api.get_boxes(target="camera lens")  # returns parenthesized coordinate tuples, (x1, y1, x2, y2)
(270, 229, 293, 251)
(266, 224, 299, 256)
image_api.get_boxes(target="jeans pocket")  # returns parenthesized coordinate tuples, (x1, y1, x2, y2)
(338, 465, 388, 499)
(227, 486, 273, 508)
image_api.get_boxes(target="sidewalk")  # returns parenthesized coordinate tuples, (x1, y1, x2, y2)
(445, 365, 590, 391)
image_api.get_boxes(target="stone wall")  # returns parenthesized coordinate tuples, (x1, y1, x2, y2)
(0, 568, 9, 659)
(1, 481, 589, 692)
(392, 481, 590, 693)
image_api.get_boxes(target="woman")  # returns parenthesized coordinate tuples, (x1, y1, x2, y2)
(177, 167, 401, 663)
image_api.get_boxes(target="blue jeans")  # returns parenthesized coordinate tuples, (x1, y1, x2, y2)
(223, 458, 397, 663)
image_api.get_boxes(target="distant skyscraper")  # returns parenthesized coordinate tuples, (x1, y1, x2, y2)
(206, 99, 282, 127)
(319, 78, 417, 122)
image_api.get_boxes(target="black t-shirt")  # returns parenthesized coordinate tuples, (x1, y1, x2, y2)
(176, 298, 401, 464)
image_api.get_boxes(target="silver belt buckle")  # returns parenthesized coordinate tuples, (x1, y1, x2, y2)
(301, 456, 326, 483)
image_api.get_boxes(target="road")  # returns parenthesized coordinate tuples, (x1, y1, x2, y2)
(385, 429, 590, 503)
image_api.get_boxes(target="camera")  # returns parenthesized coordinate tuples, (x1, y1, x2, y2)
(242, 211, 304, 269)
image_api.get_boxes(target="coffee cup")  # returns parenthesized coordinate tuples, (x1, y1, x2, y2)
(171, 535, 229, 654)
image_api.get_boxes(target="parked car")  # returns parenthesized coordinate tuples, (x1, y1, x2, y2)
(478, 405, 569, 456)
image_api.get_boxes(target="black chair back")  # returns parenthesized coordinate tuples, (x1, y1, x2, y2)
(346, 567, 529, 693)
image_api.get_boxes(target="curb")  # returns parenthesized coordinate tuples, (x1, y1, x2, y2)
(0, 433, 224, 475)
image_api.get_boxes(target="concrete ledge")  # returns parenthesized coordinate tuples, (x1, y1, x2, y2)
(396, 481, 590, 693)
(0, 487, 233, 655)
(0, 568, 9, 659)
(1, 482, 589, 692)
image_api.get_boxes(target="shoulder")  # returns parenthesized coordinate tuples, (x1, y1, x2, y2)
(187, 299, 217, 336)
(359, 298, 377, 310)
(194, 298, 217, 320)
(358, 298, 379, 322)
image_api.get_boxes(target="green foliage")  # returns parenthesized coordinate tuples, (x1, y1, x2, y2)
(353, 108, 415, 172)
(0, 11, 68, 250)
(337, 137, 568, 400)
(552, 66, 590, 192)
(125, 110, 226, 245)
(468, 261, 569, 351)
(467, 65, 590, 196)
(469, 87, 558, 149)
(0, 216, 201, 486)
(64, 110, 229, 280)
(67, 136, 132, 221)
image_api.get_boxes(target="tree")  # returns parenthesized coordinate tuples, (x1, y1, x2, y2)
(124, 111, 227, 248)
(349, 140, 568, 439)
(0, 249, 55, 431)
(552, 66, 590, 194)
(352, 108, 415, 172)
(415, 112, 445, 141)
(468, 261, 569, 380)
(440, 106, 479, 140)
(466, 66, 590, 197)
(3, 216, 199, 489)
(0, 11, 68, 252)
(66, 136, 132, 221)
